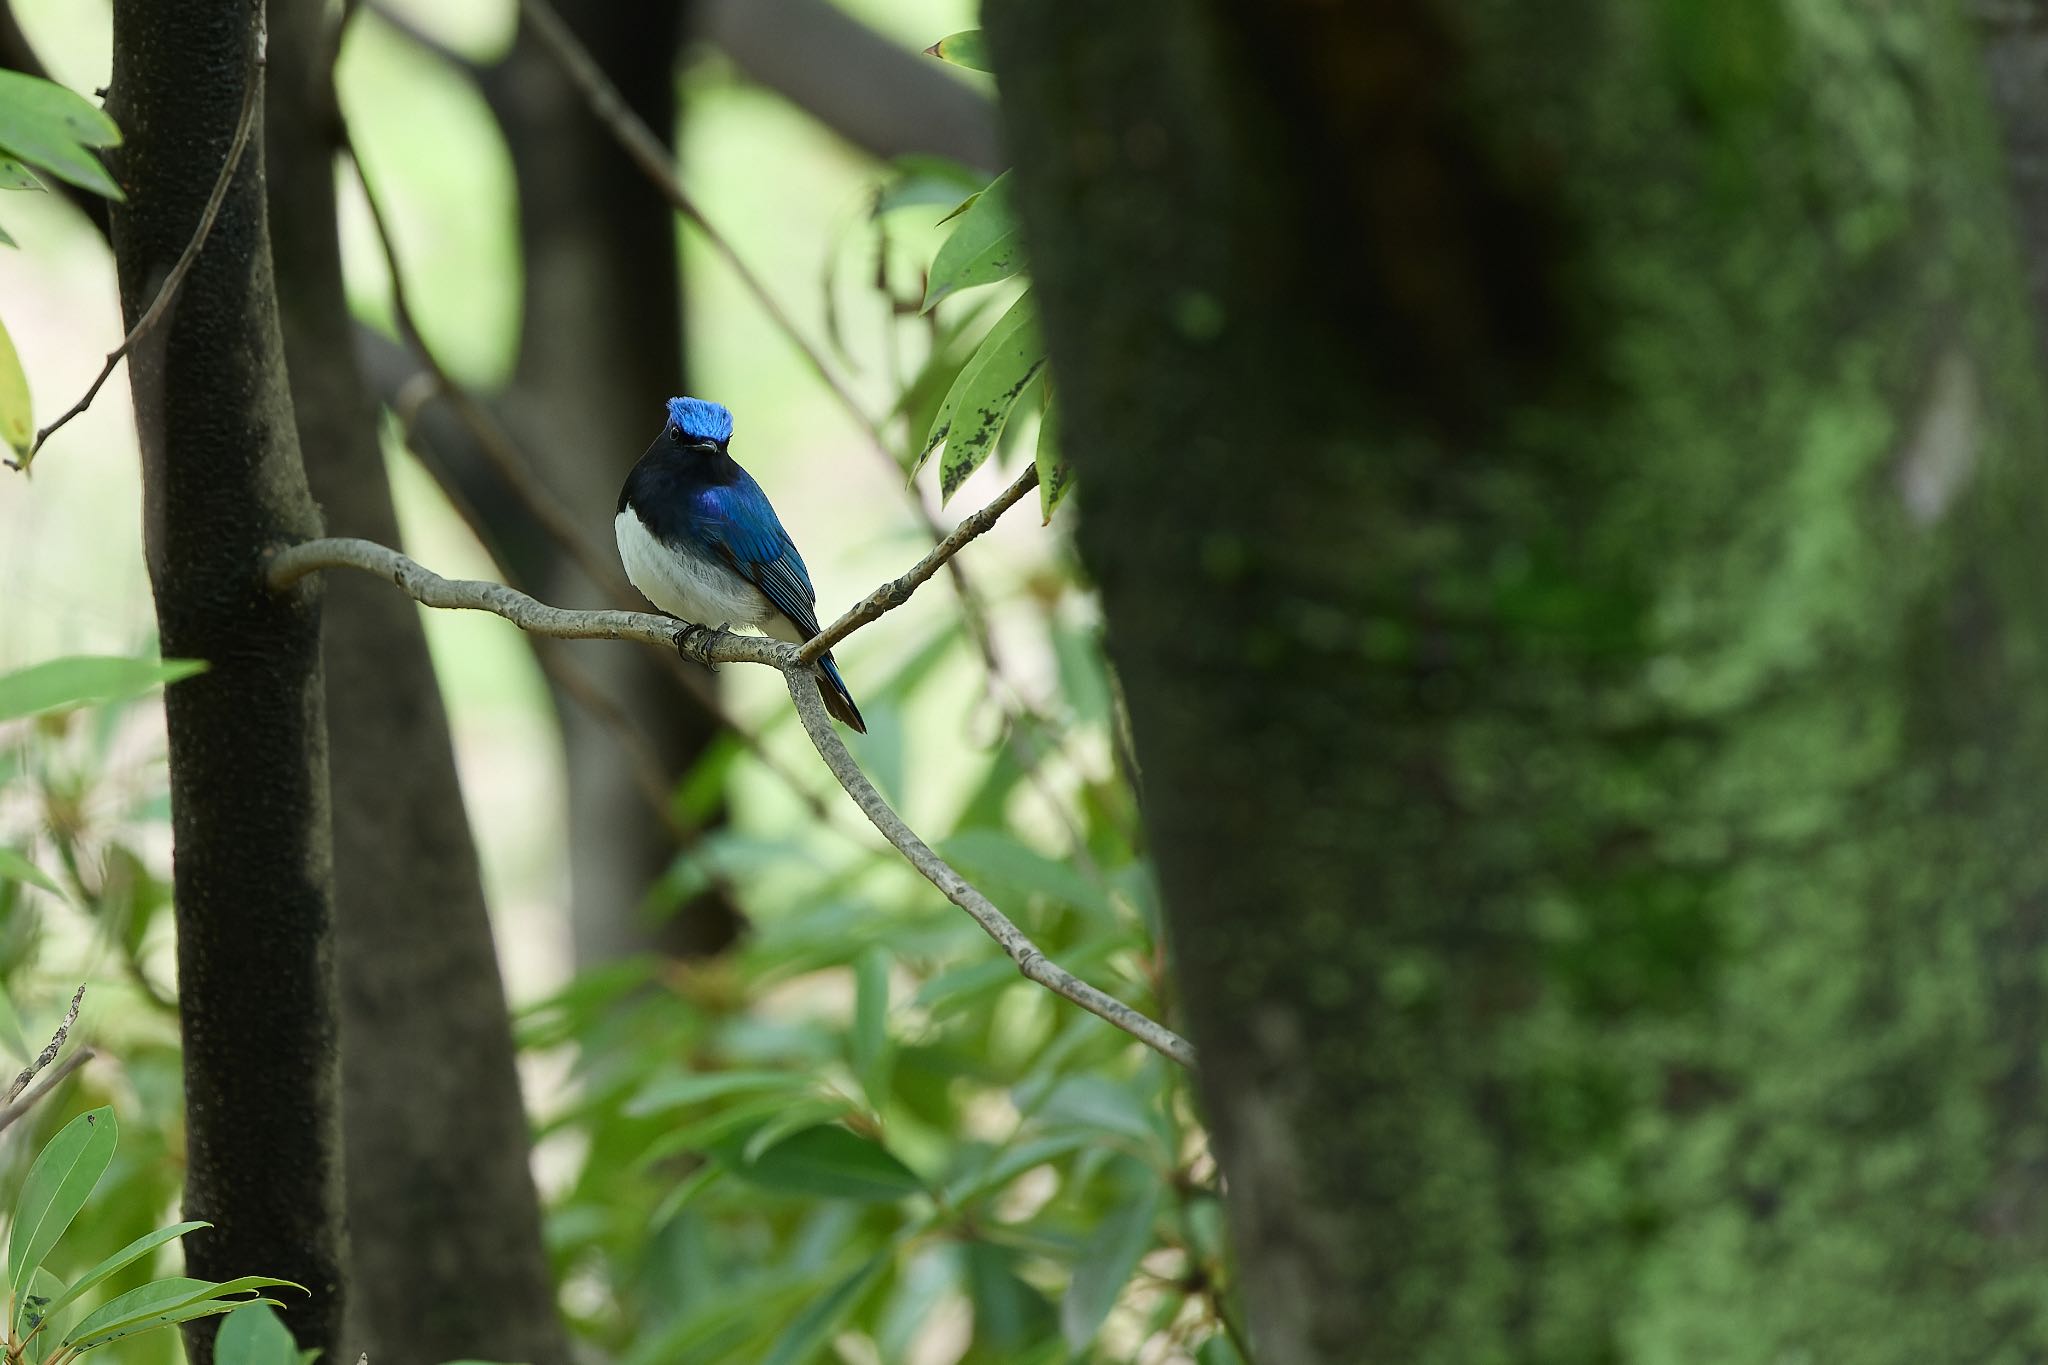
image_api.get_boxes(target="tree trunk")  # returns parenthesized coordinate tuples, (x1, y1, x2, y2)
(106, 0, 344, 1356)
(988, 2, 2048, 1361)
(263, 4, 571, 1363)
(490, 0, 743, 963)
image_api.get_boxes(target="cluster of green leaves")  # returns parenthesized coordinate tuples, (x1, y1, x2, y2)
(881, 32, 1069, 525)
(0, 1108, 298, 1364)
(531, 608, 1243, 1363)
(0, 69, 122, 465)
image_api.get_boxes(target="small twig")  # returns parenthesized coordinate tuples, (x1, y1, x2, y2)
(263, 538, 1195, 1067)
(18, 6, 266, 466)
(345, 146, 638, 605)
(5, 983, 84, 1104)
(0, 1049, 94, 1135)
(800, 464, 1039, 663)
(780, 669, 1194, 1068)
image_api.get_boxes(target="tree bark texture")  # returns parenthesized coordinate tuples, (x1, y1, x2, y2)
(106, 0, 344, 1356)
(989, 2, 2048, 1362)
(263, 4, 571, 1362)
(489, 0, 743, 962)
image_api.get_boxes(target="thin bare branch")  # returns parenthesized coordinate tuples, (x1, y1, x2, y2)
(264, 537, 1195, 1068)
(802, 464, 1039, 662)
(0, 1048, 94, 1135)
(5, 983, 84, 1103)
(17, 6, 265, 466)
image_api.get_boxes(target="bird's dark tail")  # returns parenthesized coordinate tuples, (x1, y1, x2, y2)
(817, 652, 866, 733)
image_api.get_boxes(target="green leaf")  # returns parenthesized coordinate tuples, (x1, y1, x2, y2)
(0, 655, 206, 723)
(627, 1069, 814, 1116)
(20, 1263, 64, 1345)
(40, 1222, 210, 1327)
(939, 829, 1116, 922)
(723, 1124, 925, 1202)
(0, 847, 58, 895)
(9, 1107, 118, 1326)
(214, 1302, 299, 1365)
(1036, 400, 1071, 523)
(0, 70, 122, 200)
(1059, 1161, 1162, 1349)
(921, 172, 1023, 312)
(874, 154, 985, 218)
(851, 947, 892, 1110)
(0, 310, 30, 461)
(916, 292, 1044, 503)
(0, 218, 14, 248)
(760, 1251, 891, 1365)
(0, 159, 37, 190)
(924, 30, 993, 72)
(64, 1275, 301, 1350)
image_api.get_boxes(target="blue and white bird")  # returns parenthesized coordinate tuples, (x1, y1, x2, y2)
(616, 397, 866, 732)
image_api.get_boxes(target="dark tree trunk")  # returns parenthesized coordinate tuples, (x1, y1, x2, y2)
(263, 4, 571, 1363)
(492, 0, 741, 962)
(989, 2, 2048, 1361)
(105, 0, 343, 1357)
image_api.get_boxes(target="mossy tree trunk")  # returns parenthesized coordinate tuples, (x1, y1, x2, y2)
(989, 2, 2048, 1361)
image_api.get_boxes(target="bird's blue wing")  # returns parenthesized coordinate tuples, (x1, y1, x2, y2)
(687, 474, 823, 637)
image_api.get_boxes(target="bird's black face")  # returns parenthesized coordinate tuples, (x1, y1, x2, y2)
(652, 420, 723, 461)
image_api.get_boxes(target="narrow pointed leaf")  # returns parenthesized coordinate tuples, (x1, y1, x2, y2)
(0, 655, 206, 723)
(9, 1107, 117, 1322)
(851, 947, 892, 1109)
(0, 159, 37, 190)
(723, 1124, 924, 1202)
(921, 172, 1023, 312)
(40, 1222, 210, 1324)
(65, 1275, 300, 1348)
(0, 847, 59, 894)
(924, 30, 993, 72)
(0, 218, 14, 247)
(761, 1251, 891, 1365)
(1059, 1163, 1163, 1349)
(0, 310, 30, 459)
(916, 292, 1044, 503)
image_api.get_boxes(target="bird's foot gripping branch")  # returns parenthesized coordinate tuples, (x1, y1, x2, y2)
(262, 484, 1196, 1071)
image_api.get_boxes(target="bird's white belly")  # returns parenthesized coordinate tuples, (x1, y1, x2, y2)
(615, 509, 772, 630)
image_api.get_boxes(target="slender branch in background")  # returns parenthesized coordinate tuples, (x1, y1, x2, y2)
(0, 985, 92, 1133)
(0, 1049, 94, 1134)
(16, 11, 265, 466)
(801, 463, 1040, 661)
(344, 146, 634, 603)
(5, 983, 84, 1103)
(265, 537, 1195, 1068)
(511, 0, 1012, 683)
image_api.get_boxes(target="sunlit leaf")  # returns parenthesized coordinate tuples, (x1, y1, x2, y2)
(65, 1275, 301, 1349)
(0, 70, 122, 200)
(760, 1250, 890, 1365)
(9, 1107, 118, 1329)
(0, 159, 39, 190)
(0, 655, 206, 723)
(1059, 1159, 1163, 1349)
(0, 310, 30, 461)
(0, 848, 58, 895)
(939, 829, 1116, 922)
(916, 292, 1044, 503)
(924, 30, 993, 73)
(627, 1069, 814, 1117)
(722, 1124, 925, 1202)
(922, 172, 1023, 312)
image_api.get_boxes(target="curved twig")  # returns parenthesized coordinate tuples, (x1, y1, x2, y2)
(19, 5, 266, 465)
(263, 537, 1196, 1068)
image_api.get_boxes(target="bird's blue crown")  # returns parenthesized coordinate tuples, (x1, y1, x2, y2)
(667, 396, 734, 443)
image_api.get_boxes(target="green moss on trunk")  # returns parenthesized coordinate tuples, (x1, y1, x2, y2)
(988, 1, 2048, 1360)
